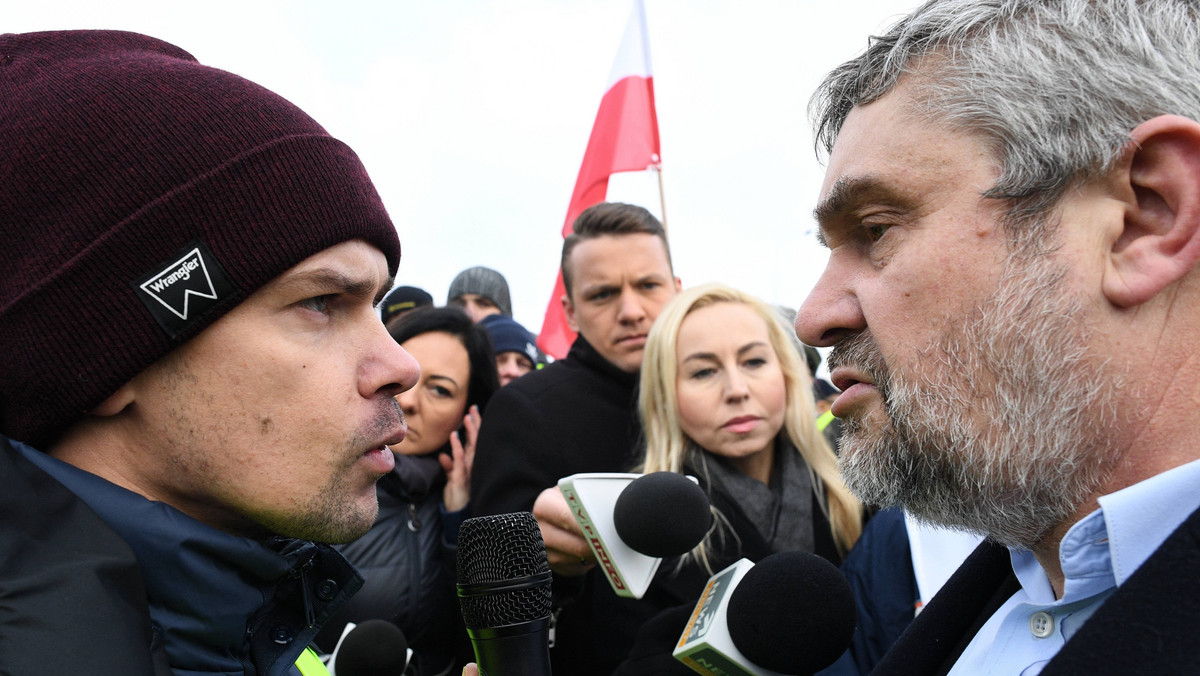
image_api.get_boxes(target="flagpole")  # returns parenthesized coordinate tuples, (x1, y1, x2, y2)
(656, 165, 667, 234)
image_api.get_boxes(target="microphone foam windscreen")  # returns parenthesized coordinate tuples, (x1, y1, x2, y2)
(456, 512, 552, 629)
(613, 471, 712, 557)
(727, 551, 856, 675)
(334, 619, 408, 676)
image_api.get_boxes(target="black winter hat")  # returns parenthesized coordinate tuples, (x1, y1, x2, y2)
(381, 285, 434, 324)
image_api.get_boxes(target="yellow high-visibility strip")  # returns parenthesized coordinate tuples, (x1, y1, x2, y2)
(294, 646, 331, 676)
(816, 409, 836, 432)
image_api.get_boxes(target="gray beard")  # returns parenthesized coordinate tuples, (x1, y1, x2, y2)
(830, 254, 1124, 549)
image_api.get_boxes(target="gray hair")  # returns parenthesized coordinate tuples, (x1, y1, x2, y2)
(810, 0, 1200, 242)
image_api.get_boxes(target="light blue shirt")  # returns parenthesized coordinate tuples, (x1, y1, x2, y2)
(947, 457, 1200, 676)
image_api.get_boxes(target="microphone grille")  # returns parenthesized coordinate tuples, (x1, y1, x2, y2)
(334, 620, 408, 676)
(613, 471, 712, 557)
(727, 551, 857, 674)
(456, 512, 552, 629)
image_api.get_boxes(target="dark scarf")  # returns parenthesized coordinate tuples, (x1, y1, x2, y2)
(697, 436, 815, 553)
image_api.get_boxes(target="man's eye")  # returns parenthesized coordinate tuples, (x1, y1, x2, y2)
(864, 223, 891, 242)
(299, 295, 333, 313)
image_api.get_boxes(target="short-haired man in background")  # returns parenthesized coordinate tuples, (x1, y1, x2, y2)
(0, 30, 417, 674)
(472, 202, 681, 675)
(797, 2, 1200, 673)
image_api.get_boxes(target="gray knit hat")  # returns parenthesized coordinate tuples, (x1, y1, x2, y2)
(447, 266, 512, 317)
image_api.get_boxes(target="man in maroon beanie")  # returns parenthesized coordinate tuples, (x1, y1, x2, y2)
(0, 30, 419, 674)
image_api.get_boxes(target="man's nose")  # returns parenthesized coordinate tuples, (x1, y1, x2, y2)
(795, 255, 865, 348)
(616, 288, 648, 323)
(363, 319, 421, 400)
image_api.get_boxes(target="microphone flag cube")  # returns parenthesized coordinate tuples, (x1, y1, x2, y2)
(558, 472, 660, 599)
(673, 559, 789, 676)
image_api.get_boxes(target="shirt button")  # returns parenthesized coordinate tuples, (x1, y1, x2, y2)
(1029, 611, 1054, 638)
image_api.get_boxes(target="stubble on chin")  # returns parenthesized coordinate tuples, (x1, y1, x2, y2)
(272, 402, 401, 544)
(830, 257, 1124, 549)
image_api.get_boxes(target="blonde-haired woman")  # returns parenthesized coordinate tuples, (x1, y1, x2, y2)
(638, 282, 863, 573)
(615, 283, 866, 675)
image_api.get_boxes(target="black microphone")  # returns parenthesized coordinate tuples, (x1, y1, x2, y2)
(674, 552, 856, 675)
(456, 512, 553, 676)
(331, 619, 410, 676)
(558, 471, 712, 598)
(613, 471, 712, 558)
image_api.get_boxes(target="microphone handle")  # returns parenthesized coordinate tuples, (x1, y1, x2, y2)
(468, 616, 553, 676)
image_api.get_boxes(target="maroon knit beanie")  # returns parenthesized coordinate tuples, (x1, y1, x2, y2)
(0, 30, 402, 448)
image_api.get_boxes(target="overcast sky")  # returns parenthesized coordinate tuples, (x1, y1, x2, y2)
(10, 0, 919, 335)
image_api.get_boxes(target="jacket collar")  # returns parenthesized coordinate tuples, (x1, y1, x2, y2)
(568, 333, 640, 390)
(15, 441, 362, 676)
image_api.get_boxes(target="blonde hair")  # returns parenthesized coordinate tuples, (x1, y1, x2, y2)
(638, 283, 863, 568)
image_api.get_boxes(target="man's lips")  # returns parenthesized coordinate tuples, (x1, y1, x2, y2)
(829, 367, 876, 419)
(616, 334, 647, 347)
(830, 383, 878, 419)
(361, 445, 396, 474)
(370, 422, 407, 456)
(381, 420, 408, 448)
(361, 407, 406, 474)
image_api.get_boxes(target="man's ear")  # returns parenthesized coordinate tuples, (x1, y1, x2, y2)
(561, 293, 579, 332)
(673, 276, 682, 292)
(89, 382, 136, 417)
(1104, 114, 1200, 307)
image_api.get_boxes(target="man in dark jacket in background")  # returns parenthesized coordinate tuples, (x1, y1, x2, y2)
(471, 202, 680, 675)
(0, 30, 416, 674)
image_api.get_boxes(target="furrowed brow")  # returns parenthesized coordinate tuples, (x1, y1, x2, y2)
(281, 269, 382, 300)
(814, 176, 879, 225)
(812, 175, 903, 243)
(580, 282, 618, 297)
(375, 276, 396, 306)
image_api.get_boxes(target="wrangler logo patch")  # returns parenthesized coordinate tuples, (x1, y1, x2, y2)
(134, 240, 237, 338)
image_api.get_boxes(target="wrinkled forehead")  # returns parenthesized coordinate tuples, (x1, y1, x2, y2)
(816, 91, 998, 227)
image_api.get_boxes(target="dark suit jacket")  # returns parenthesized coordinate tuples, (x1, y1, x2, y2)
(872, 505, 1200, 675)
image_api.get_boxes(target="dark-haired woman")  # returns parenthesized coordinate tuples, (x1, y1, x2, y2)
(316, 306, 499, 676)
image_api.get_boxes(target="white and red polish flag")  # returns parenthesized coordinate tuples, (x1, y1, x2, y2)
(537, 0, 662, 359)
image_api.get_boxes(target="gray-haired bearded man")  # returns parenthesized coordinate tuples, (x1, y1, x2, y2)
(798, 2, 1200, 674)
